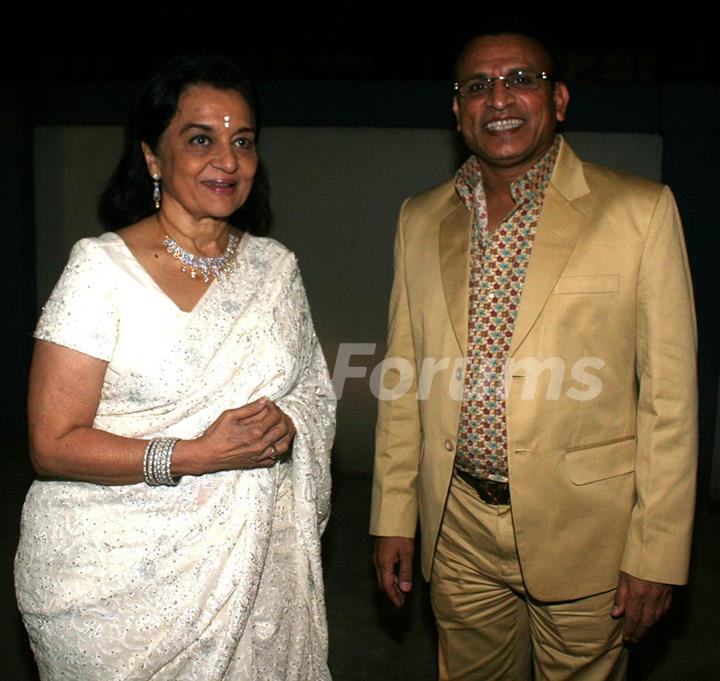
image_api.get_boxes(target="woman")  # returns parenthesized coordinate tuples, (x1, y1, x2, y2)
(15, 53, 335, 680)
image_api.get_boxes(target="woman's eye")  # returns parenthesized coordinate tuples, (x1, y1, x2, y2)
(189, 135, 211, 146)
(234, 137, 255, 149)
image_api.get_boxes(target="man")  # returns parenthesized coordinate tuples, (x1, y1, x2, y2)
(370, 31, 697, 680)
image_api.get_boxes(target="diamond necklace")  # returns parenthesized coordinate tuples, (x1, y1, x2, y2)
(163, 232, 240, 283)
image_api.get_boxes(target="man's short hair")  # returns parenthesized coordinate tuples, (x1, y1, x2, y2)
(454, 26, 564, 82)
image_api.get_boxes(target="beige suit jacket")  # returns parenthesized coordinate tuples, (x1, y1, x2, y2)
(370, 138, 698, 601)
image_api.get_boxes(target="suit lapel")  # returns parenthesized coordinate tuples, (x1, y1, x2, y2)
(510, 139, 591, 357)
(439, 200, 472, 353)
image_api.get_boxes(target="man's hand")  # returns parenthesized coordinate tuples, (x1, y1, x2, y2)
(611, 571, 673, 642)
(373, 536, 415, 607)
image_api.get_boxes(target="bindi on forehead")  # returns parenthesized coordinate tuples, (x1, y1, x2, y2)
(172, 86, 256, 133)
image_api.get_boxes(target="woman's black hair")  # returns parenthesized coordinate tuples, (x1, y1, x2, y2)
(98, 52, 272, 234)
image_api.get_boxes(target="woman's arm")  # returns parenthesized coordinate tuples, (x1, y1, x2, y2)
(29, 340, 290, 485)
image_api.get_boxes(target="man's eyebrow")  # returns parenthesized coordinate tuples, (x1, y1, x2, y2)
(466, 67, 535, 79)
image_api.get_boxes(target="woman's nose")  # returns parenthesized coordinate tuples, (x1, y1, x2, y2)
(213, 143, 238, 172)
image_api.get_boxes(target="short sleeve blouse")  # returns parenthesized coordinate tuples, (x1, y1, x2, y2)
(34, 237, 119, 361)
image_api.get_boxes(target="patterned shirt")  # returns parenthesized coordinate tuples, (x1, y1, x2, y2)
(454, 137, 560, 483)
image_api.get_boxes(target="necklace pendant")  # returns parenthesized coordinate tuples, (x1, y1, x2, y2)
(163, 233, 240, 284)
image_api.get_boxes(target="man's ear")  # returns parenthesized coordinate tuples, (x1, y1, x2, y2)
(452, 96, 461, 132)
(553, 82, 570, 123)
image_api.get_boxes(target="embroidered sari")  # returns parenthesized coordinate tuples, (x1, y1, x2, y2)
(15, 232, 335, 680)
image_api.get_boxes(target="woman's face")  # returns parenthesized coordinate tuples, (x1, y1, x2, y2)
(143, 84, 258, 224)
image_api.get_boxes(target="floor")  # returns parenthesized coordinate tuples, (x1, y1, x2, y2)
(3, 449, 719, 679)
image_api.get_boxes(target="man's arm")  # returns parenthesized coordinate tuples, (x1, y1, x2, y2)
(370, 200, 423, 605)
(616, 184, 698, 639)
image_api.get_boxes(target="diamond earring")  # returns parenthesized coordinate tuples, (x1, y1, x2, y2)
(152, 174, 161, 209)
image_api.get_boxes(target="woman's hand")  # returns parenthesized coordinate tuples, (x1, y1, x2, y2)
(28, 340, 296, 483)
(174, 397, 296, 475)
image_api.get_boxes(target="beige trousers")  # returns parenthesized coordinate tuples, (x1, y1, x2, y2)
(430, 473, 627, 681)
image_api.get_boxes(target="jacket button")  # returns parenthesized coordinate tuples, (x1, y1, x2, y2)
(444, 439, 454, 451)
(455, 368, 463, 380)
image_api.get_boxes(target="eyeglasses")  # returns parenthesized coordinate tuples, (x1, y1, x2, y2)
(454, 71, 553, 99)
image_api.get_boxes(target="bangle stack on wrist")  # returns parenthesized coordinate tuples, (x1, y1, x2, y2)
(143, 437, 180, 486)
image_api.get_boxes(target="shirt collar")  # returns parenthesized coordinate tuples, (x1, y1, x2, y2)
(454, 135, 561, 211)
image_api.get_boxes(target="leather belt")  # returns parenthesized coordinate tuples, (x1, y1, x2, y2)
(456, 469, 511, 505)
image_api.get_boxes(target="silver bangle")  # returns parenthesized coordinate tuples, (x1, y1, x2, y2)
(143, 437, 180, 486)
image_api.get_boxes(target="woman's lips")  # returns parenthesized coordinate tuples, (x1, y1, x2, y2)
(202, 180, 237, 194)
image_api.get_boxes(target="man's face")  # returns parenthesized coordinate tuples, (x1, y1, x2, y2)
(453, 34, 569, 178)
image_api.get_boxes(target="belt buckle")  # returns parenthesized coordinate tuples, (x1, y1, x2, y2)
(457, 469, 510, 505)
(479, 479, 509, 505)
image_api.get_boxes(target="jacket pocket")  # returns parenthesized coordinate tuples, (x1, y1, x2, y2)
(553, 275, 620, 294)
(565, 436, 636, 485)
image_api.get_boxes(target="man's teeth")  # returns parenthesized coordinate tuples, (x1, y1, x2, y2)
(486, 119, 523, 131)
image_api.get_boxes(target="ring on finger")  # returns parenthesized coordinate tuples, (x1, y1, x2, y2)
(268, 443, 278, 461)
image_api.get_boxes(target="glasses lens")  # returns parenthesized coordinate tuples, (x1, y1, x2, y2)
(460, 78, 489, 97)
(509, 72, 542, 90)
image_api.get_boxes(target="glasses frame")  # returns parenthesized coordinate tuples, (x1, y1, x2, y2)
(454, 71, 554, 99)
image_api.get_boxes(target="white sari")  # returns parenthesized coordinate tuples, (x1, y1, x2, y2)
(15, 232, 335, 680)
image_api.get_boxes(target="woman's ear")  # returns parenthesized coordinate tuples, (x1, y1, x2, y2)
(141, 141, 161, 179)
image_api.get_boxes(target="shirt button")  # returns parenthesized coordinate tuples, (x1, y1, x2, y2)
(444, 439, 454, 451)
